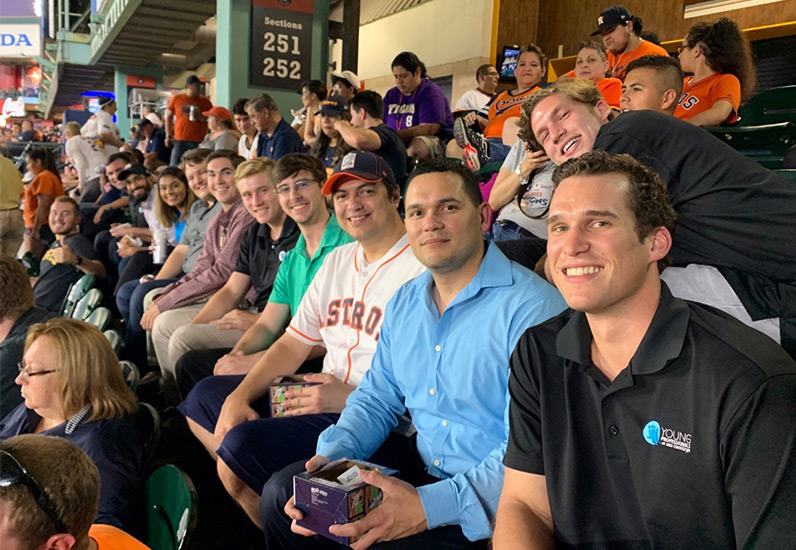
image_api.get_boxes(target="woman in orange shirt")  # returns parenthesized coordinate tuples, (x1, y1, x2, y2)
(574, 41, 623, 110)
(450, 44, 548, 170)
(23, 147, 64, 257)
(675, 18, 755, 126)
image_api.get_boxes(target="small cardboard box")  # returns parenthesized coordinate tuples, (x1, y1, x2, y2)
(268, 375, 320, 417)
(294, 458, 399, 545)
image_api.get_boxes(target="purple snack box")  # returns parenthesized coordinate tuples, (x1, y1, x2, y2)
(294, 458, 399, 545)
(269, 375, 321, 418)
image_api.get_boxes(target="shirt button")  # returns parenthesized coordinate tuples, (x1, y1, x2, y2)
(609, 425, 619, 435)
(442, 420, 448, 427)
(433, 459, 440, 467)
(429, 388, 436, 395)
(434, 345, 441, 352)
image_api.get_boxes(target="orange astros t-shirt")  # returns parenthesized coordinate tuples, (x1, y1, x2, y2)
(674, 73, 741, 124)
(483, 87, 541, 139)
(608, 40, 669, 81)
(167, 93, 214, 142)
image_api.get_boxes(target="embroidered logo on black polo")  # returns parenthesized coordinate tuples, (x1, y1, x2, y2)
(642, 421, 692, 454)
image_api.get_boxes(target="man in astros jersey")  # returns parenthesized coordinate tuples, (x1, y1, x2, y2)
(185, 150, 426, 527)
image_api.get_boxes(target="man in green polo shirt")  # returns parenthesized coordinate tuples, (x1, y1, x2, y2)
(179, 154, 351, 454)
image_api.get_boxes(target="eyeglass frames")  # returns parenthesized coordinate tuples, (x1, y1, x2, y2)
(17, 362, 60, 380)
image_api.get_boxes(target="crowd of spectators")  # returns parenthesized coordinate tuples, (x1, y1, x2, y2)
(0, 4, 794, 550)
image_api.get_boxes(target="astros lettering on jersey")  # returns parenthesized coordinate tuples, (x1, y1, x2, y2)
(286, 234, 426, 387)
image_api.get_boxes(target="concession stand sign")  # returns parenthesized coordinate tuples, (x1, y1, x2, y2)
(250, 0, 314, 89)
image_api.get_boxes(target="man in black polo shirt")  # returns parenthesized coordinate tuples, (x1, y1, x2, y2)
(525, 78, 796, 358)
(247, 93, 305, 161)
(334, 90, 408, 192)
(173, 157, 299, 396)
(493, 151, 796, 549)
(33, 196, 106, 312)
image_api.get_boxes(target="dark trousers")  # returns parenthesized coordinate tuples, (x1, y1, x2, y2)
(175, 347, 230, 400)
(117, 277, 179, 370)
(260, 434, 488, 550)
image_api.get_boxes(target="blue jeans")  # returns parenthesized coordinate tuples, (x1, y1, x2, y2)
(487, 137, 512, 164)
(170, 140, 200, 166)
(117, 277, 178, 369)
(491, 219, 528, 242)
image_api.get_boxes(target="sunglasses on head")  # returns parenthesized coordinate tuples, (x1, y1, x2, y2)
(0, 450, 69, 534)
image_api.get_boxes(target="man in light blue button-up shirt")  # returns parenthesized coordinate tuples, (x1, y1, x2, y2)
(263, 159, 566, 550)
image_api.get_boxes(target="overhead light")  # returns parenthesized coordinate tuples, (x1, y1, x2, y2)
(685, 0, 785, 18)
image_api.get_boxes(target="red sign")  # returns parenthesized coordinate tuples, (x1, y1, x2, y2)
(126, 75, 155, 88)
(251, 0, 314, 14)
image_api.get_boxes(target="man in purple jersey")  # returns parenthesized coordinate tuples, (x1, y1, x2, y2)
(383, 51, 454, 161)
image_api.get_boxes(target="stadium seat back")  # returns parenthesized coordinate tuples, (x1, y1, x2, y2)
(72, 288, 103, 321)
(60, 274, 95, 317)
(85, 306, 111, 331)
(738, 85, 796, 126)
(135, 402, 161, 472)
(145, 465, 198, 550)
(104, 329, 123, 356)
(119, 360, 140, 392)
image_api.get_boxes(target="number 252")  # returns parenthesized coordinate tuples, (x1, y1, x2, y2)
(263, 58, 301, 79)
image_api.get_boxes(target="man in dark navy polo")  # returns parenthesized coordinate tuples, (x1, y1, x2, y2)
(493, 151, 796, 549)
(247, 93, 305, 161)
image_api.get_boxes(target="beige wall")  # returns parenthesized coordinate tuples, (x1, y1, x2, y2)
(351, 0, 495, 107)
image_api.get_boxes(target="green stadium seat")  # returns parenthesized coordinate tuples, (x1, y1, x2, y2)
(705, 122, 795, 169)
(59, 274, 95, 317)
(104, 329, 123, 356)
(71, 288, 102, 321)
(119, 360, 140, 393)
(145, 465, 198, 550)
(737, 85, 796, 127)
(135, 402, 161, 472)
(85, 306, 111, 331)
(775, 169, 796, 183)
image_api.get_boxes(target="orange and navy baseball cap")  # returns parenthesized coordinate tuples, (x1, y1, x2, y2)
(591, 5, 632, 36)
(322, 151, 396, 195)
(202, 106, 232, 120)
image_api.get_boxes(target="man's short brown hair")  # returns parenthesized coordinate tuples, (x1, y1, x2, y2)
(0, 255, 34, 320)
(0, 435, 100, 549)
(52, 195, 79, 216)
(552, 150, 677, 272)
(272, 153, 326, 186)
(181, 147, 211, 166)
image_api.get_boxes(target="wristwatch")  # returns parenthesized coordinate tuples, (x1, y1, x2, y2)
(514, 165, 523, 176)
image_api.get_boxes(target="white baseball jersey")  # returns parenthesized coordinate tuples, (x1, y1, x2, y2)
(287, 234, 425, 388)
(65, 135, 107, 187)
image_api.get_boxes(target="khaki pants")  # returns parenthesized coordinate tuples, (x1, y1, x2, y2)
(0, 208, 24, 257)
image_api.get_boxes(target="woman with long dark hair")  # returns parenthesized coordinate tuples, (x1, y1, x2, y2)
(675, 17, 756, 126)
(23, 147, 64, 257)
(308, 96, 354, 170)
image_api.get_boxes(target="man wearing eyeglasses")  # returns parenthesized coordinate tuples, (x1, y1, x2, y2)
(179, 151, 426, 527)
(174, 154, 349, 399)
(1, 434, 150, 549)
(454, 65, 499, 112)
